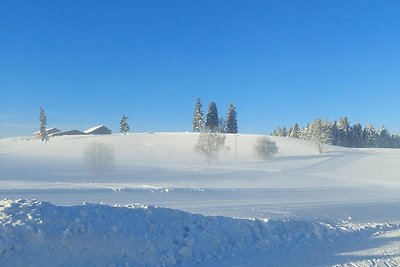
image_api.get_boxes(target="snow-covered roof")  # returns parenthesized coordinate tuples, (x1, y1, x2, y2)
(84, 125, 112, 134)
(50, 130, 84, 137)
(33, 128, 61, 135)
(84, 125, 104, 133)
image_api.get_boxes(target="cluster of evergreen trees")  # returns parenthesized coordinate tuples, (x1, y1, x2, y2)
(192, 98, 238, 134)
(273, 117, 400, 149)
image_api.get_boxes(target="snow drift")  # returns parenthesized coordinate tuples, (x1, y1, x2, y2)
(0, 199, 364, 267)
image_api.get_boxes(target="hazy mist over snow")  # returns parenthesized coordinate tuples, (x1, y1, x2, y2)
(1, 133, 400, 266)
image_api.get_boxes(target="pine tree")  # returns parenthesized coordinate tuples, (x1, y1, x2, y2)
(338, 117, 351, 147)
(273, 127, 284, 137)
(390, 135, 400, 148)
(205, 101, 219, 132)
(376, 126, 390, 148)
(282, 126, 288, 137)
(120, 114, 130, 135)
(224, 102, 238, 134)
(351, 123, 363, 148)
(192, 98, 204, 132)
(331, 121, 340, 146)
(39, 107, 49, 143)
(322, 120, 333, 145)
(300, 123, 311, 140)
(363, 124, 376, 148)
(309, 119, 332, 153)
(289, 123, 301, 138)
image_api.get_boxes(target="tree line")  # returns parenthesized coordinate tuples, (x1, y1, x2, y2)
(192, 98, 238, 134)
(39, 106, 399, 150)
(272, 117, 400, 149)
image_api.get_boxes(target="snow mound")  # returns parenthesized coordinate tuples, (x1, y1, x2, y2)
(0, 199, 350, 267)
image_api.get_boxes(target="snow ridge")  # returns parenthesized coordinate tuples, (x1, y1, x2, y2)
(0, 199, 353, 267)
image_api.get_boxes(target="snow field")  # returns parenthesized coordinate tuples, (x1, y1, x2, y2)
(2, 133, 400, 266)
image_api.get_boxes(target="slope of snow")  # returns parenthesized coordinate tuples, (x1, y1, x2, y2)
(2, 133, 400, 266)
(1, 133, 398, 189)
(1, 133, 400, 221)
(2, 199, 399, 267)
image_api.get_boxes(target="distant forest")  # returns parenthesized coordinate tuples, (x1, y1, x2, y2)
(272, 117, 400, 149)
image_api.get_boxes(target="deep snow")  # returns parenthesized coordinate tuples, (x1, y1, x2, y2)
(1, 199, 399, 267)
(1, 133, 400, 266)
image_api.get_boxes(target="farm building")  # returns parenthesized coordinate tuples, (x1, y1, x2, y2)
(33, 128, 61, 138)
(50, 130, 85, 137)
(84, 125, 112, 135)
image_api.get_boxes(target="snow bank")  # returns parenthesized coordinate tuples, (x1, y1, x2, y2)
(0, 199, 350, 267)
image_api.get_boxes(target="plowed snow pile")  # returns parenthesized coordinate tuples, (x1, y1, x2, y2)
(0, 199, 381, 267)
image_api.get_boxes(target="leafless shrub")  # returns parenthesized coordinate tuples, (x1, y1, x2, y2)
(83, 141, 115, 177)
(254, 136, 279, 160)
(195, 131, 229, 162)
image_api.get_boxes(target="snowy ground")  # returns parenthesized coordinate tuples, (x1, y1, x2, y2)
(1, 133, 400, 266)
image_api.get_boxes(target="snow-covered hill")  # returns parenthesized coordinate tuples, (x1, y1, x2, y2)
(1, 132, 399, 189)
(1, 133, 400, 220)
(1, 133, 400, 266)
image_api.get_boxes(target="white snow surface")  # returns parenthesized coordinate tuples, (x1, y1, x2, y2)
(2, 199, 399, 267)
(1, 133, 400, 266)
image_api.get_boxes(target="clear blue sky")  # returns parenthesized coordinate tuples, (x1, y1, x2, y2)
(1, 0, 400, 137)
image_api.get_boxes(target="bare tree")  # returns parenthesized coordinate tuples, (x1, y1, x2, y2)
(254, 136, 278, 160)
(83, 141, 115, 177)
(195, 130, 229, 162)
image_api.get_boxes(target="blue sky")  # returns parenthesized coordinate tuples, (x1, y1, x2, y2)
(1, 0, 400, 137)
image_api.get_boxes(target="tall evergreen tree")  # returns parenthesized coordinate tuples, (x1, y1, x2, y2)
(192, 98, 205, 132)
(224, 102, 238, 134)
(331, 121, 340, 146)
(273, 127, 284, 137)
(363, 124, 376, 148)
(300, 124, 310, 140)
(351, 123, 363, 148)
(39, 107, 48, 142)
(120, 114, 130, 135)
(282, 127, 288, 137)
(205, 101, 219, 132)
(308, 119, 332, 153)
(390, 135, 400, 148)
(338, 117, 351, 147)
(376, 126, 390, 148)
(289, 123, 300, 138)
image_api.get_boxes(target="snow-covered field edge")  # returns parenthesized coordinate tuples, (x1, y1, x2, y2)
(1, 199, 398, 267)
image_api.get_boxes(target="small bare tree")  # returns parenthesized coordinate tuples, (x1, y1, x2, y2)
(83, 141, 115, 177)
(195, 130, 229, 162)
(254, 136, 279, 160)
